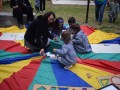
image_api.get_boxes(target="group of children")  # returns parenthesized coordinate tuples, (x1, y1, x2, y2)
(41, 17, 92, 69)
(37, 0, 119, 69)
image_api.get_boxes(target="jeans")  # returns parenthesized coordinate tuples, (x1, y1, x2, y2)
(95, 4, 106, 22)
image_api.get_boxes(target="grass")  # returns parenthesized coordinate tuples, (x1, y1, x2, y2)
(1, 0, 120, 34)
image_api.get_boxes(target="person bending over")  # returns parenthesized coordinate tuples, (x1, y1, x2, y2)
(24, 11, 56, 54)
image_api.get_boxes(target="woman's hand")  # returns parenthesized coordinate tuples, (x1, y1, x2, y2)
(53, 37, 58, 40)
(40, 49, 45, 56)
(53, 37, 59, 42)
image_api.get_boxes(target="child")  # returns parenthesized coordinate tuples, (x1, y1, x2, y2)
(51, 17, 65, 37)
(67, 17, 76, 34)
(108, 0, 119, 23)
(53, 31, 77, 69)
(71, 23, 92, 53)
(35, 0, 40, 12)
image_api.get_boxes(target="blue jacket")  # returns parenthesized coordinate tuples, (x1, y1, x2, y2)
(55, 42, 77, 66)
(72, 30, 92, 53)
(94, 0, 107, 4)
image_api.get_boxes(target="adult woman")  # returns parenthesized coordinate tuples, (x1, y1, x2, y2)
(24, 11, 56, 53)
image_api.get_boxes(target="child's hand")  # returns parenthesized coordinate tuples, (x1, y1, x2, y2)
(53, 48, 57, 52)
(53, 37, 58, 42)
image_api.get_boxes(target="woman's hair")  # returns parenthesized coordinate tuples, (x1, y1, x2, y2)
(43, 11, 56, 20)
(71, 23, 80, 32)
(61, 31, 71, 44)
(68, 17, 76, 24)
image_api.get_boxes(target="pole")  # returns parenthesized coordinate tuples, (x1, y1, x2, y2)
(85, 0, 90, 23)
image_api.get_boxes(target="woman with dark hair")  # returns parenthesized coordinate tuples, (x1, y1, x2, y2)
(51, 17, 64, 37)
(24, 11, 56, 53)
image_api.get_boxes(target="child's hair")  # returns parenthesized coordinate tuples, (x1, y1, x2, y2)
(54, 17, 64, 29)
(68, 17, 76, 24)
(61, 31, 71, 44)
(71, 23, 80, 32)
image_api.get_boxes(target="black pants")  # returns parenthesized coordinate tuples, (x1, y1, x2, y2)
(40, 0, 45, 11)
(13, 6, 34, 24)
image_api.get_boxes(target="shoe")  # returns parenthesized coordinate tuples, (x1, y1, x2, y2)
(64, 65, 73, 69)
(43, 10, 46, 13)
(18, 24, 24, 29)
(40, 11, 42, 13)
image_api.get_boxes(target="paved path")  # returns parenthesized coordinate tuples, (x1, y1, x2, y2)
(52, 0, 94, 5)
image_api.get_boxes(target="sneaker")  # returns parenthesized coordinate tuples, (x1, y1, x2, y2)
(18, 24, 24, 29)
(64, 65, 73, 69)
(43, 10, 46, 13)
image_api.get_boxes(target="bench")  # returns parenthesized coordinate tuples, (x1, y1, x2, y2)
(0, 12, 36, 27)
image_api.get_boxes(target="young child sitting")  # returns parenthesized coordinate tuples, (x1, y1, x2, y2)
(53, 31, 77, 69)
(71, 23, 92, 53)
(67, 17, 76, 34)
(51, 17, 65, 37)
(108, 0, 119, 23)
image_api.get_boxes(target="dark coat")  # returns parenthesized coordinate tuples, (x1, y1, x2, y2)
(10, 0, 31, 8)
(10, 0, 33, 20)
(24, 15, 54, 49)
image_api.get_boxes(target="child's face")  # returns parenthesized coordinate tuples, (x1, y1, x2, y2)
(58, 22, 63, 28)
(69, 23, 74, 27)
(73, 29, 77, 34)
